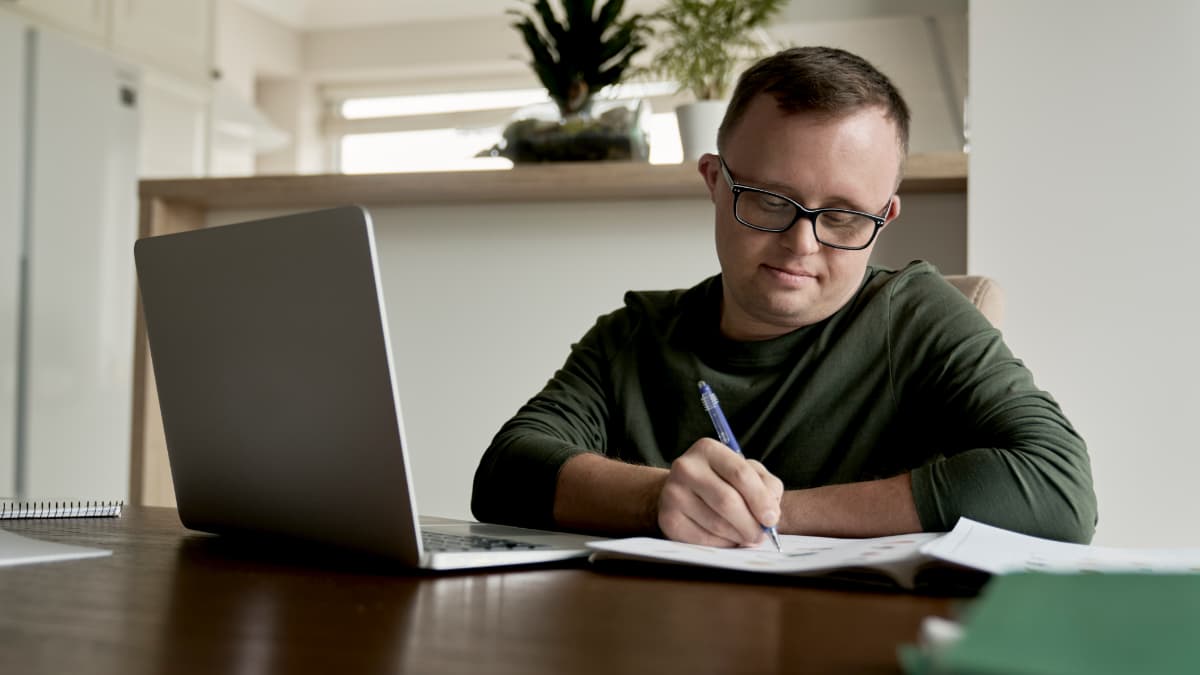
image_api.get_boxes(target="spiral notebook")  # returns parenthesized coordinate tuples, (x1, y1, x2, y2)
(0, 500, 124, 520)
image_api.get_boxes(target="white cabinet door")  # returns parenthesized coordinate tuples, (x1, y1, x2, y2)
(24, 28, 138, 501)
(0, 13, 25, 498)
(110, 0, 213, 81)
(8, 0, 107, 43)
(139, 69, 211, 178)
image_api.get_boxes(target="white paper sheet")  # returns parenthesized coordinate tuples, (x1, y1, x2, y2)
(0, 528, 111, 567)
(922, 518, 1200, 575)
(588, 531, 942, 581)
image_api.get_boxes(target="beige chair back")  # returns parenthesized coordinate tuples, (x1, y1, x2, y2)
(944, 275, 1004, 328)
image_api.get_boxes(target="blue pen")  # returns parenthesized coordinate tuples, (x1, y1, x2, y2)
(697, 380, 782, 552)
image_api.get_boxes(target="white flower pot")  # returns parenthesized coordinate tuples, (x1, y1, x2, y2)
(675, 100, 729, 161)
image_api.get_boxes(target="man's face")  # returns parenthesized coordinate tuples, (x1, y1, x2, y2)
(700, 95, 903, 341)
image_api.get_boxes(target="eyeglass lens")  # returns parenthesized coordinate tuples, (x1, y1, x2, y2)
(736, 190, 879, 248)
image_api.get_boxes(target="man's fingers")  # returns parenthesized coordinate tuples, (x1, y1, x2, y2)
(659, 507, 741, 548)
(659, 478, 746, 546)
(706, 452, 782, 529)
(747, 460, 785, 526)
(657, 439, 785, 546)
(689, 475, 767, 543)
(671, 448, 765, 544)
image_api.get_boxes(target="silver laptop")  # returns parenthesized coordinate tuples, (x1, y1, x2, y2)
(134, 205, 596, 569)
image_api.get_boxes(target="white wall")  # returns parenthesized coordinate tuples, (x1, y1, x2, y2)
(875, 192, 966, 273)
(771, 13, 967, 153)
(969, 1, 1200, 546)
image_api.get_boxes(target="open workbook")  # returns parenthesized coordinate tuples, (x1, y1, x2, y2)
(587, 518, 1200, 590)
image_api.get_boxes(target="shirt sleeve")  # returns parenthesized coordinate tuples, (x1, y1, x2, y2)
(892, 268, 1098, 543)
(470, 309, 626, 529)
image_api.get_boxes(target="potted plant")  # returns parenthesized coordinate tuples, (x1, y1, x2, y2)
(646, 0, 786, 160)
(500, 0, 651, 162)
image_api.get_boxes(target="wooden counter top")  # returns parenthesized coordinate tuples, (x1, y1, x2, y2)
(138, 152, 966, 210)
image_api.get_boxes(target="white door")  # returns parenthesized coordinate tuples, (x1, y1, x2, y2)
(0, 13, 25, 498)
(23, 27, 139, 500)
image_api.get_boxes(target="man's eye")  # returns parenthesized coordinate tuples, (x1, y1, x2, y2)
(756, 194, 791, 210)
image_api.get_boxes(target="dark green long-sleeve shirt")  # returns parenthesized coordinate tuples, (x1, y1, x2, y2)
(472, 262, 1097, 543)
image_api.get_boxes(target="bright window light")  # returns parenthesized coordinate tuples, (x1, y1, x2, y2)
(342, 89, 549, 119)
(339, 118, 685, 173)
(646, 112, 683, 165)
(340, 82, 681, 120)
(340, 128, 512, 174)
(603, 81, 682, 100)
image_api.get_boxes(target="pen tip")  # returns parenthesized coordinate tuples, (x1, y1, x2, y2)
(769, 528, 782, 552)
(697, 380, 708, 390)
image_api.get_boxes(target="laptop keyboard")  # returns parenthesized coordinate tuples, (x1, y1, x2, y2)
(421, 530, 549, 553)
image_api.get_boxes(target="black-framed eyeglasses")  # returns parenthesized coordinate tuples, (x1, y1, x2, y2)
(718, 156, 891, 251)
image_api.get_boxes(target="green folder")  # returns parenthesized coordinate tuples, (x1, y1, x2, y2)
(902, 572, 1200, 675)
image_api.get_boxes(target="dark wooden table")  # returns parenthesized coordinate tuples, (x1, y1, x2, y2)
(0, 507, 966, 674)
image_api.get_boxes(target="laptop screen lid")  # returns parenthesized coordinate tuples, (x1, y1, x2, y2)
(135, 206, 425, 564)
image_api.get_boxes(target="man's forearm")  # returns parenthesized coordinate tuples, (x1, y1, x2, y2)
(553, 452, 669, 536)
(779, 473, 922, 537)
(554, 456, 921, 539)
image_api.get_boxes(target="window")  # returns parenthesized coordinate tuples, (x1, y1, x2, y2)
(341, 89, 549, 119)
(340, 128, 510, 174)
(332, 84, 685, 173)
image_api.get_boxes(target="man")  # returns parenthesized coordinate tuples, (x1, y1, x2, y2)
(472, 46, 1097, 547)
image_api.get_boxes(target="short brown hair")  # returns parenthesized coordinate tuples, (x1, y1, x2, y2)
(717, 46, 911, 156)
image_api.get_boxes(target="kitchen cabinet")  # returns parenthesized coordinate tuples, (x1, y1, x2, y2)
(0, 11, 139, 501)
(111, 0, 213, 81)
(9, 0, 106, 43)
(8, 0, 213, 82)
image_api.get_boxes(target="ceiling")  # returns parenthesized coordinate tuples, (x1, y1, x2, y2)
(235, 0, 966, 31)
(236, 0, 663, 30)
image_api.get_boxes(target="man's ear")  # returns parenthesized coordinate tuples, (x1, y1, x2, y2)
(697, 153, 721, 203)
(881, 194, 902, 229)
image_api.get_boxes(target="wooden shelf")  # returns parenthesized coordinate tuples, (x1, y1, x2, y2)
(138, 152, 967, 210)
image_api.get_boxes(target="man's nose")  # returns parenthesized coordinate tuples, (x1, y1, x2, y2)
(780, 217, 822, 255)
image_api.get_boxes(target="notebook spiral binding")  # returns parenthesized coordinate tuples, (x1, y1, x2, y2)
(0, 500, 124, 519)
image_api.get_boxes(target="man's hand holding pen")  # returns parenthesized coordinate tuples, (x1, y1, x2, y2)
(656, 438, 784, 548)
